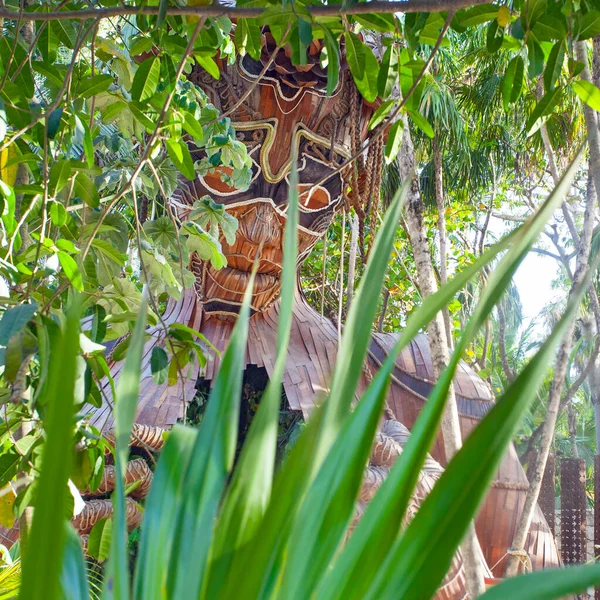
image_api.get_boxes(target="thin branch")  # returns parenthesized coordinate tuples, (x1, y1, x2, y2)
(0, 0, 487, 21)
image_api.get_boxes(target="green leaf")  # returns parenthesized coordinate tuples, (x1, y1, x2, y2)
(195, 54, 220, 80)
(486, 20, 503, 54)
(576, 10, 600, 40)
(20, 297, 81, 600)
(133, 426, 197, 600)
(527, 38, 544, 79)
(454, 3, 498, 28)
(73, 172, 99, 208)
(480, 562, 600, 600)
(47, 108, 64, 140)
(88, 518, 113, 563)
(131, 56, 161, 103)
(205, 148, 299, 598)
(57, 252, 84, 292)
(60, 522, 90, 599)
(353, 14, 397, 33)
(79, 74, 113, 99)
(144, 216, 179, 251)
(103, 291, 148, 598)
(151, 347, 169, 385)
(166, 267, 257, 599)
(353, 44, 378, 103)
(129, 36, 153, 57)
(377, 45, 398, 99)
(49, 200, 67, 226)
(322, 27, 341, 96)
(183, 221, 226, 269)
(572, 79, 600, 112)
(48, 160, 72, 198)
(345, 32, 366, 82)
(0, 99, 6, 144)
(157, 0, 168, 29)
(234, 18, 262, 60)
(407, 109, 434, 138)
(0, 303, 37, 346)
(384, 119, 404, 164)
(544, 41, 565, 91)
(501, 55, 524, 110)
(526, 86, 562, 136)
(166, 139, 195, 180)
(368, 100, 395, 131)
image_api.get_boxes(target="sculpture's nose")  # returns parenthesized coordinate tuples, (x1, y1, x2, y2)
(237, 202, 280, 247)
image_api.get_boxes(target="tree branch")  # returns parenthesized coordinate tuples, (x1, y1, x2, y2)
(0, 0, 487, 21)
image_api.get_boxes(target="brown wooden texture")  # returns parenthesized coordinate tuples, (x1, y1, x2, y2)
(560, 458, 587, 565)
(539, 453, 556, 536)
(368, 331, 560, 576)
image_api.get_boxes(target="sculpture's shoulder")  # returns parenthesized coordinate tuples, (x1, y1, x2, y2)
(368, 331, 494, 421)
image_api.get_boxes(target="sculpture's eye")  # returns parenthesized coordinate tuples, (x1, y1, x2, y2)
(200, 167, 238, 195)
(298, 184, 331, 211)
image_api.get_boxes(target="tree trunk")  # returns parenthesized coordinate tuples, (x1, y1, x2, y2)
(576, 40, 600, 209)
(590, 359, 600, 452)
(433, 137, 453, 349)
(399, 115, 487, 598)
(505, 153, 596, 579)
(346, 211, 359, 311)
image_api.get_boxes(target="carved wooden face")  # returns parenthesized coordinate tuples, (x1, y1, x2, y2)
(182, 40, 371, 317)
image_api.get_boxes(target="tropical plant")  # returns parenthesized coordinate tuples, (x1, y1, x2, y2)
(14, 150, 600, 600)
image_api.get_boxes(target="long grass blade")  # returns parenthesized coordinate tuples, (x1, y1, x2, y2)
(60, 523, 90, 600)
(203, 150, 299, 598)
(102, 289, 149, 600)
(319, 146, 584, 600)
(479, 563, 600, 600)
(223, 182, 409, 599)
(278, 352, 394, 598)
(368, 254, 597, 600)
(19, 297, 80, 600)
(166, 267, 256, 599)
(133, 425, 197, 600)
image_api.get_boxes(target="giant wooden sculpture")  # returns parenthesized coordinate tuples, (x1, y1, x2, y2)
(73, 29, 558, 591)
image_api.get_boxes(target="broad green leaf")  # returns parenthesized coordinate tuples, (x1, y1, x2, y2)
(58, 252, 84, 292)
(79, 75, 113, 99)
(527, 38, 544, 79)
(576, 10, 600, 40)
(166, 139, 195, 181)
(377, 45, 398, 99)
(322, 27, 340, 96)
(195, 55, 220, 80)
(384, 119, 404, 164)
(544, 41, 565, 91)
(235, 18, 262, 60)
(144, 216, 179, 251)
(150, 347, 169, 385)
(102, 291, 148, 599)
(0, 303, 37, 346)
(39, 23, 58, 63)
(188, 196, 239, 245)
(353, 41, 378, 102)
(453, 3, 498, 28)
(408, 109, 434, 138)
(47, 108, 64, 140)
(0, 99, 6, 144)
(48, 160, 72, 197)
(353, 14, 397, 33)
(369, 100, 395, 130)
(345, 32, 366, 82)
(183, 221, 226, 269)
(87, 518, 113, 563)
(486, 20, 503, 54)
(502, 55, 524, 110)
(573, 79, 600, 112)
(129, 36, 153, 57)
(526, 87, 562, 136)
(131, 56, 161, 103)
(73, 172, 99, 208)
(533, 14, 567, 41)
(20, 297, 81, 599)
